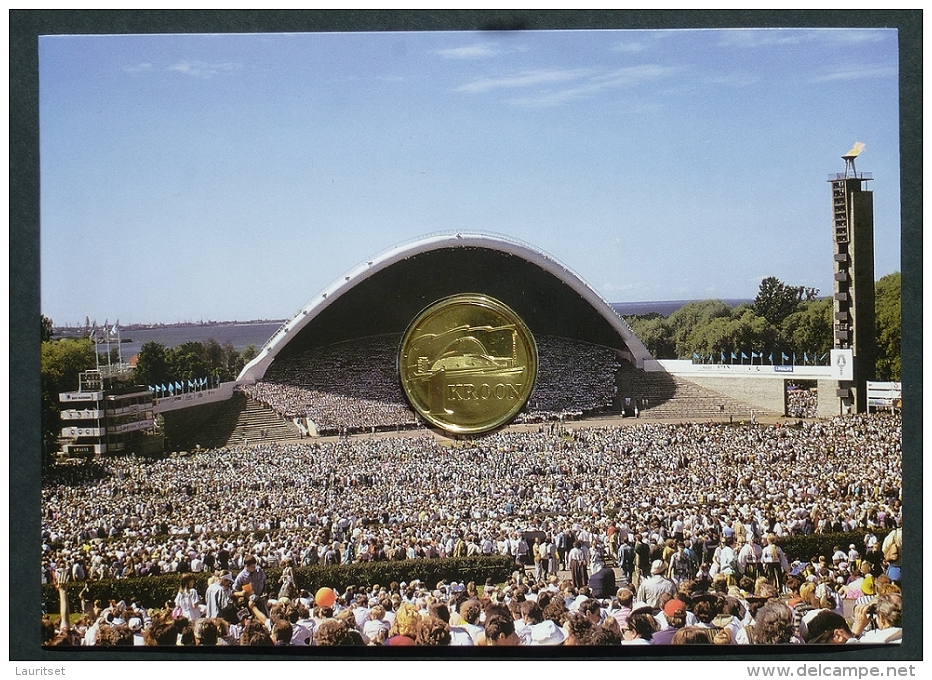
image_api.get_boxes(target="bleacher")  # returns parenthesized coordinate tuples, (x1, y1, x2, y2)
(618, 367, 775, 420)
(163, 392, 302, 449)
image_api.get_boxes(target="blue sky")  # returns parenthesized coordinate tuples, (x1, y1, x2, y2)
(39, 28, 901, 326)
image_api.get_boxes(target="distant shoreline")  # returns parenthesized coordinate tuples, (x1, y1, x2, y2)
(53, 319, 288, 334)
(52, 300, 762, 333)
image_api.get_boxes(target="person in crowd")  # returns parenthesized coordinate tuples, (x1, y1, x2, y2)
(802, 610, 856, 644)
(851, 592, 902, 643)
(174, 573, 201, 622)
(385, 603, 420, 646)
(205, 572, 233, 619)
(482, 616, 520, 646)
(568, 541, 588, 589)
(233, 555, 267, 604)
(751, 601, 797, 645)
(622, 609, 658, 645)
(637, 560, 678, 609)
(587, 562, 617, 599)
(881, 522, 902, 583)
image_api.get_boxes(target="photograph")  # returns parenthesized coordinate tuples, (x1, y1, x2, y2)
(13, 10, 920, 668)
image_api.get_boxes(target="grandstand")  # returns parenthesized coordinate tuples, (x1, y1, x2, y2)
(223, 234, 778, 439)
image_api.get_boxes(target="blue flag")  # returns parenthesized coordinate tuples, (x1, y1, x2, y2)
(804, 352, 809, 364)
(693, 352, 700, 362)
(768, 352, 773, 363)
(741, 351, 748, 360)
(731, 352, 737, 361)
(720, 352, 725, 363)
(781, 352, 789, 362)
(792, 353, 797, 364)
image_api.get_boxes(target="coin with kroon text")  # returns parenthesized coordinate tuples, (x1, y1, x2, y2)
(399, 294, 538, 434)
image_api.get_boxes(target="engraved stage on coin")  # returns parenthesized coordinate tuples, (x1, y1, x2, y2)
(398, 294, 538, 434)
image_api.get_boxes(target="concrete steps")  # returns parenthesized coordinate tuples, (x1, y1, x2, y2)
(223, 396, 301, 446)
(169, 393, 301, 449)
(618, 368, 778, 420)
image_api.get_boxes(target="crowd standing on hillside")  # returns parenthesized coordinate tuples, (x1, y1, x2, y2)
(41, 412, 902, 647)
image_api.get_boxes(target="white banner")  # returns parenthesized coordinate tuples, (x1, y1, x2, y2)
(830, 349, 854, 380)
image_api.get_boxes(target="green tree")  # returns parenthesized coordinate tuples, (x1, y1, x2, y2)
(753, 276, 807, 326)
(133, 342, 171, 387)
(666, 300, 734, 358)
(625, 315, 675, 359)
(40, 338, 95, 464)
(41, 314, 54, 342)
(724, 307, 779, 358)
(874, 271, 901, 380)
(229, 344, 259, 377)
(689, 315, 733, 359)
(169, 341, 209, 381)
(204, 338, 224, 375)
(781, 298, 833, 362)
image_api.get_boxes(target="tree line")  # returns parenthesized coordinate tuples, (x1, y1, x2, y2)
(624, 273, 901, 381)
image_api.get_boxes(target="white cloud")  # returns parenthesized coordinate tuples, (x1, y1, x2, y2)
(700, 73, 760, 88)
(455, 68, 591, 94)
(809, 64, 898, 83)
(717, 28, 890, 50)
(716, 29, 809, 49)
(500, 64, 679, 108)
(602, 282, 637, 292)
(433, 44, 499, 60)
(169, 60, 239, 78)
(123, 62, 154, 74)
(591, 64, 680, 88)
(822, 29, 891, 46)
(612, 41, 645, 54)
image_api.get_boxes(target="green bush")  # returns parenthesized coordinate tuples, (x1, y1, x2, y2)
(42, 555, 517, 613)
(775, 529, 892, 565)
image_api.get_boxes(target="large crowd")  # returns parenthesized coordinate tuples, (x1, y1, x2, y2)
(41, 411, 903, 648)
(786, 384, 819, 419)
(243, 335, 621, 434)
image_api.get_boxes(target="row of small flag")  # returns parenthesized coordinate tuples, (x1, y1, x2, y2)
(149, 376, 219, 396)
(692, 351, 829, 365)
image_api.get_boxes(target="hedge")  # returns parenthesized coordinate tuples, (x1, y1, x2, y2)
(42, 531, 895, 613)
(42, 555, 517, 613)
(775, 529, 892, 565)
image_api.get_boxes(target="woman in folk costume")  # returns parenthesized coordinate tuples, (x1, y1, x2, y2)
(568, 540, 589, 589)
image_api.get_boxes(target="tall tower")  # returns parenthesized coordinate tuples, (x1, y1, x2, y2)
(828, 143, 876, 413)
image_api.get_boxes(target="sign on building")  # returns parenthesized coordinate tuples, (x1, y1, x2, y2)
(829, 349, 854, 381)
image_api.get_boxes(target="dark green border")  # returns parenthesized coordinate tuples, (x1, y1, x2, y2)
(11, 10, 921, 662)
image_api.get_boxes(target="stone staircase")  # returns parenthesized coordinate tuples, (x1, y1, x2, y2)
(167, 392, 301, 450)
(616, 367, 776, 420)
(222, 395, 302, 446)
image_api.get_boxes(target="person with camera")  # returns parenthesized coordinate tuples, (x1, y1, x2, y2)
(851, 592, 902, 643)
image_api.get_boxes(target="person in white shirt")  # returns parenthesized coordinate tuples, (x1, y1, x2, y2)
(851, 592, 902, 644)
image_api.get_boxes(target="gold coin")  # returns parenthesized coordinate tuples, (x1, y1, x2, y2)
(399, 294, 538, 435)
